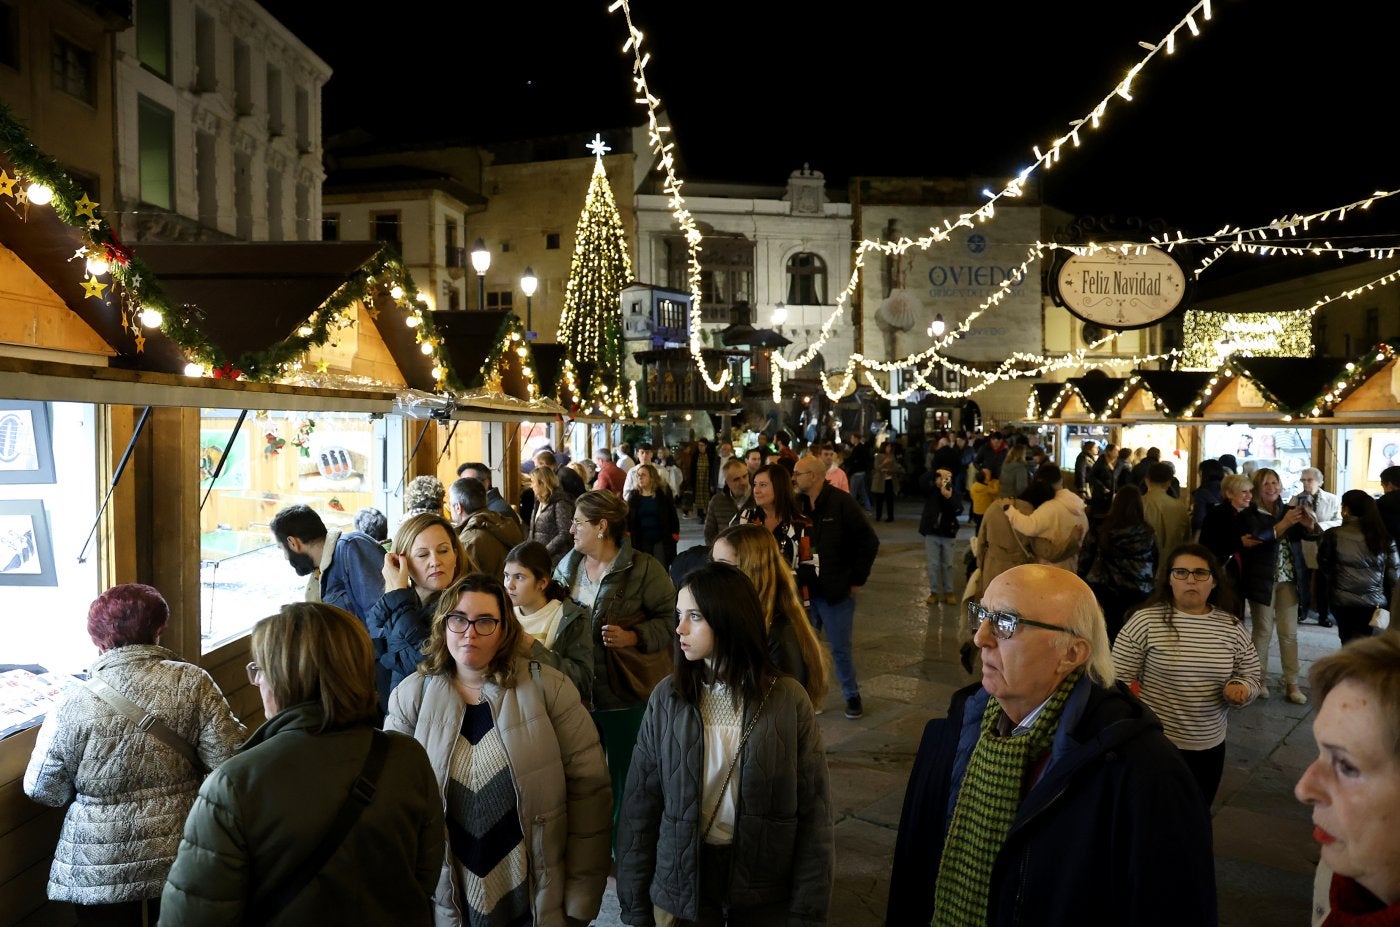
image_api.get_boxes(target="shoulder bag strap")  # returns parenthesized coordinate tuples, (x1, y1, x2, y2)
(85, 676, 207, 775)
(248, 729, 392, 923)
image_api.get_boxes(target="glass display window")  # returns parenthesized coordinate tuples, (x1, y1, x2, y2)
(0, 402, 101, 685)
(1336, 427, 1400, 496)
(1202, 424, 1313, 499)
(198, 409, 382, 651)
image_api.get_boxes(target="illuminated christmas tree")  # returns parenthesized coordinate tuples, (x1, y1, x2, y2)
(559, 134, 635, 416)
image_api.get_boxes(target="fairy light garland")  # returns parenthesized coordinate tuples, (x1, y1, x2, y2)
(610, 0, 729, 393)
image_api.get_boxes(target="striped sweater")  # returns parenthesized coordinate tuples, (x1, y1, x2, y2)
(1112, 603, 1260, 751)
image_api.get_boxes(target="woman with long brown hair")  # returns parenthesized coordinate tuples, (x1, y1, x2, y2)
(713, 523, 828, 705)
(737, 462, 810, 573)
(1319, 488, 1399, 645)
(386, 574, 611, 926)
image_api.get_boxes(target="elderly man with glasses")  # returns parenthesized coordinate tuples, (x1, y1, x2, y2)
(887, 564, 1215, 926)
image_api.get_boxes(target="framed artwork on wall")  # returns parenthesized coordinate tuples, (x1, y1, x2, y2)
(0, 500, 57, 586)
(0, 401, 57, 485)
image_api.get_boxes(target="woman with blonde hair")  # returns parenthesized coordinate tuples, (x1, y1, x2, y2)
(366, 513, 474, 710)
(161, 602, 444, 924)
(529, 465, 576, 566)
(713, 523, 828, 705)
(386, 574, 611, 927)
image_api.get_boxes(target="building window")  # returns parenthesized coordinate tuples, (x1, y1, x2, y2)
(1, 3, 20, 71)
(486, 291, 514, 311)
(545, 232, 561, 250)
(295, 86, 310, 151)
(51, 35, 95, 104)
(445, 220, 464, 267)
(267, 65, 284, 136)
(266, 167, 283, 241)
(234, 39, 252, 115)
(136, 0, 170, 80)
(196, 131, 217, 228)
(137, 96, 174, 209)
(234, 151, 252, 239)
(786, 252, 827, 305)
(372, 212, 400, 245)
(194, 8, 216, 91)
(448, 289, 461, 311)
(322, 214, 339, 241)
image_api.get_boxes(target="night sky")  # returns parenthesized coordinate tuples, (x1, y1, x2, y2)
(259, 0, 1399, 240)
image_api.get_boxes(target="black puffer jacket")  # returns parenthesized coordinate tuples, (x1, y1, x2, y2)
(1079, 522, 1157, 596)
(1237, 503, 1306, 606)
(616, 676, 832, 926)
(1318, 518, 1399, 608)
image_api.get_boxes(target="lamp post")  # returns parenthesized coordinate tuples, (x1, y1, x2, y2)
(520, 266, 538, 334)
(470, 238, 490, 310)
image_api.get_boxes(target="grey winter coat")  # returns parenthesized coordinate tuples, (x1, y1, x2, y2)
(159, 702, 442, 926)
(1319, 517, 1400, 608)
(553, 539, 678, 710)
(526, 596, 595, 705)
(385, 662, 613, 927)
(24, 645, 245, 905)
(616, 676, 833, 926)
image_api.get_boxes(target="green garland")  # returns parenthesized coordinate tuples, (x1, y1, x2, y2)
(0, 102, 458, 388)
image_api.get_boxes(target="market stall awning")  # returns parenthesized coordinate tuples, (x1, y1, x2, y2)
(130, 241, 390, 374)
(1130, 370, 1215, 417)
(1225, 356, 1352, 417)
(1329, 341, 1400, 420)
(431, 309, 531, 399)
(1029, 382, 1068, 419)
(1065, 376, 1127, 418)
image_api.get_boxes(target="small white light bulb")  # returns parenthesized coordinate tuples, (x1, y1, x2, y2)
(26, 183, 54, 206)
(85, 255, 110, 276)
(390, 285, 405, 301)
(406, 314, 422, 328)
(139, 307, 163, 328)
(183, 362, 205, 377)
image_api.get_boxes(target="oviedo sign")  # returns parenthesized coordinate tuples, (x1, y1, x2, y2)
(1052, 242, 1187, 330)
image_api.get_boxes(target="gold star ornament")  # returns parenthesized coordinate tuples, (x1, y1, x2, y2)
(81, 275, 109, 299)
(0, 170, 15, 197)
(73, 194, 98, 218)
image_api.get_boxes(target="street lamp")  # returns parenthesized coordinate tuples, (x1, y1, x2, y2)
(470, 238, 490, 310)
(931, 313, 946, 336)
(520, 266, 538, 333)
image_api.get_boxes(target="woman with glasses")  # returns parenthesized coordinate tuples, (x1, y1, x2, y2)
(366, 513, 473, 712)
(554, 489, 677, 837)
(385, 574, 611, 927)
(162, 602, 443, 924)
(1111, 544, 1260, 804)
(24, 585, 244, 926)
(616, 562, 833, 926)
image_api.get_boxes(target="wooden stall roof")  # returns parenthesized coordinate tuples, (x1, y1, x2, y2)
(130, 241, 394, 374)
(1221, 356, 1351, 417)
(1066, 376, 1127, 418)
(1029, 382, 1067, 419)
(431, 309, 528, 397)
(1130, 370, 1215, 417)
(0, 354, 395, 412)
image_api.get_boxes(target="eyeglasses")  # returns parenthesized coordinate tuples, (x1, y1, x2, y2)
(572, 518, 593, 527)
(967, 601, 1081, 641)
(445, 612, 500, 636)
(1169, 567, 1213, 582)
(246, 661, 262, 685)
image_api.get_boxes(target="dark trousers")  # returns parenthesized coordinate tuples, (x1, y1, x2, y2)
(670, 843, 787, 926)
(872, 491, 895, 521)
(1179, 742, 1227, 807)
(1332, 604, 1379, 645)
(74, 899, 160, 927)
(1297, 563, 1331, 622)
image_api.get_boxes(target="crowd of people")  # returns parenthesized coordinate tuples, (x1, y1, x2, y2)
(19, 426, 1400, 926)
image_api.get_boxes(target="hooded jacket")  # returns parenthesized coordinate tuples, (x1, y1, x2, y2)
(1003, 488, 1088, 571)
(886, 677, 1216, 926)
(24, 645, 245, 905)
(458, 509, 525, 580)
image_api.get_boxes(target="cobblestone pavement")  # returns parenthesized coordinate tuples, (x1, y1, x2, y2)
(594, 497, 1324, 926)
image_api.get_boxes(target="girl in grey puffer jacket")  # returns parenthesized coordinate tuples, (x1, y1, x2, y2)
(23, 585, 244, 921)
(617, 563, 833, 927)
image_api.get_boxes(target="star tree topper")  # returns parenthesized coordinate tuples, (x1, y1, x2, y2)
(586, 133, 611, 158)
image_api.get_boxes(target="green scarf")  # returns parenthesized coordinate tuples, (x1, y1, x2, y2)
(932, 668, 1084, 927)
